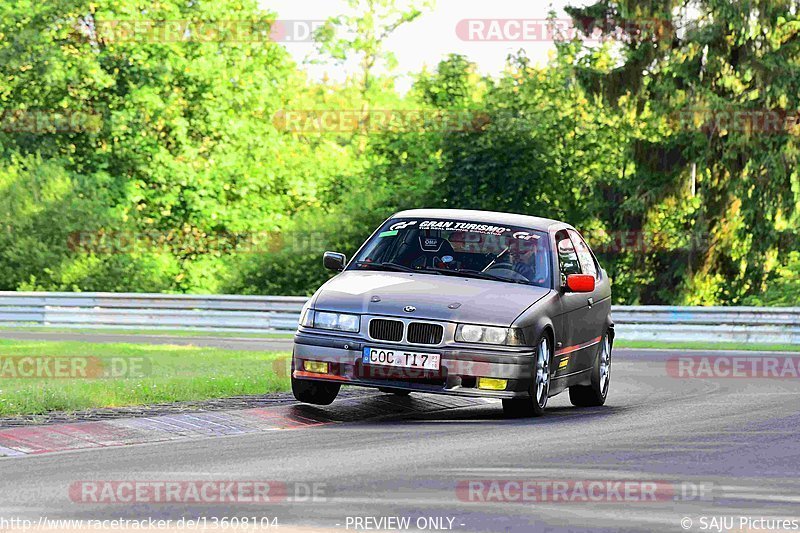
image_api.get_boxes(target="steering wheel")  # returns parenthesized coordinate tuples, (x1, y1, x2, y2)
(485, 264, 529, 282)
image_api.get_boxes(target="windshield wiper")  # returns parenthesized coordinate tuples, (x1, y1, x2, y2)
(481, 246, 510, 273)
(353, 261, 418, 273)
(354, 262, 531, 284)
(422, 267, 534, 285)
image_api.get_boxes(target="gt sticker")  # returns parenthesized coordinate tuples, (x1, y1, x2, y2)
(559, 356, 570, 369)
(389, 221, 418, 231)
(513, 231, 541, 240)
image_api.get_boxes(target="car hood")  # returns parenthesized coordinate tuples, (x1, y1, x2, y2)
(312, 271, 551, 326)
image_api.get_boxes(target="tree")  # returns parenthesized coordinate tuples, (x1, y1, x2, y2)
(0, 0, 342, 292)
(564, 0, 800, 304)
(313, 0, 434, 100)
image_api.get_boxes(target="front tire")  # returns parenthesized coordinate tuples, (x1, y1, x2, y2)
(569, 333, 611, 407)
(502, 335, 551, 418)
(292, 377, 340, 405)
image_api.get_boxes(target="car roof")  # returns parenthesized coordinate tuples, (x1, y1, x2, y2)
(391, 208, 570, 232)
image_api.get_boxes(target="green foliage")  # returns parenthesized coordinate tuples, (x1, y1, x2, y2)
(313, 0, 434, 98)
(742, 251, 800, 306)
(0, 0, 797, 306)
(556, 0, 800, 304)
(0, 0, 351, 292)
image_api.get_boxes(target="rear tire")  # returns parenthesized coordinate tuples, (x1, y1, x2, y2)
(292, 377, 340, 405)
(502, 335, 551, 418)
(569, 333, 611, 407)
(378, 387, 411, 396)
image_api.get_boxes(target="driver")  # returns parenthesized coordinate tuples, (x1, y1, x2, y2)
(508, 240, 537, 282)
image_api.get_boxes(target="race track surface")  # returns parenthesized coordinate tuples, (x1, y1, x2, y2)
(1, 348, 799, 532)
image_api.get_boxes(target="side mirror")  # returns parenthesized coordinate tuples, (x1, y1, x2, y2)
(323, 251, 346, 272)
(566, 274, 595, 293)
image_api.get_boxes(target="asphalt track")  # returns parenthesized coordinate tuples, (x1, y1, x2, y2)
(1, 345, 799, 533)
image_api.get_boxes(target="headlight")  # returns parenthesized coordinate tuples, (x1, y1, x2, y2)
(483, 327, 508, 344)
(303, 310, 360, 333)
(300, 307, 314, 327)
(456, 324, 525, 346)
(459, 324, 484, 343)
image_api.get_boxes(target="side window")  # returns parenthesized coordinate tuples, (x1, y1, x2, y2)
(568, 230, 598, 279)
(555, 230, 581, 277)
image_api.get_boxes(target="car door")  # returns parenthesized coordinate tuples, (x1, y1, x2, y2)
(553, 229, 590, 376)
(565, 229, 607, 372)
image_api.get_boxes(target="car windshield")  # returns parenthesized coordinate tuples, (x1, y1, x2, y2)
(349, 218, 552, 288)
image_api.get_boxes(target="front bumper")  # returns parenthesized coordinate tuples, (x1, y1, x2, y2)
(291, 331, 535, 399)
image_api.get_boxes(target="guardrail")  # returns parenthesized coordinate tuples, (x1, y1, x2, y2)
(612, 306, 800, 345)
(0, 292, 307, 334)
(0, 292, 797, 344)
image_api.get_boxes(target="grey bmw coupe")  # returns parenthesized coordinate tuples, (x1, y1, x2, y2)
(291, 209, 613, 417)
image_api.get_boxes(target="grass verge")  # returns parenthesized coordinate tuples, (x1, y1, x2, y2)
(3, 336, 797, 418)
(615, 340, 800, 352)
(0, 339, 291, 417)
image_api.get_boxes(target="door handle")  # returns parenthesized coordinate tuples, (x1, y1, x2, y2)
(587, 297, 593, 308)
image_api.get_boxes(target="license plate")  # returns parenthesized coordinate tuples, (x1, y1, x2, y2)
(362, 347, 440, 371)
